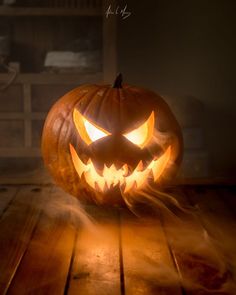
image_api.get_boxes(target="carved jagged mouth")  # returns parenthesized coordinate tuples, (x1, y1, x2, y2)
(69, 144, 171, 193)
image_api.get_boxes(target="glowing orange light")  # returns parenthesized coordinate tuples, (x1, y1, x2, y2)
(123, 111, 155, 148)
(73, 109, 110, 145)
(69, 144, 171, 193)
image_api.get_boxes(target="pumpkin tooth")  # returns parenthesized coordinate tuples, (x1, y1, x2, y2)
(149, 167, 154, 180)
(136, 160, 144, 171)
(121, 164, 129, 176)
(105, 180, 111, 190)
(94, 182, 100, 191)
(124, 179, 135, 194)
(70, 141, 171, 194)
(83, 158, 106, 191)
(83, 173, 96, 191)
(133, 181, 138, 190)
(95, 182, 104, 192)
(104, 181, 109, 191)
(103, 165, 112, 188)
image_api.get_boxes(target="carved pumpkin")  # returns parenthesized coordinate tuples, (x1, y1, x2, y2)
(42, 74, 183, 205)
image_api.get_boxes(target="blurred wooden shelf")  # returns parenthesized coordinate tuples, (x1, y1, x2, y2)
(0, 72, 104, 158)
(0, 6, 102, 16)
(0, 148, 41, 158)
(0, 112, 45, 120)
(0, 72, 103, 84)
(0, 0, 117, 159)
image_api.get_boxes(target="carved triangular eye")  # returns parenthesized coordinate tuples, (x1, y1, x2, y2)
(123, 111, 155, 148)
(73, 109, 111, 145)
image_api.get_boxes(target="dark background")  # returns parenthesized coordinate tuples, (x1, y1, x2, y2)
(117, 0, 236, 178)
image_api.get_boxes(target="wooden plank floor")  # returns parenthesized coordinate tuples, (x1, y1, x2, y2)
(0, 184, 235, 295)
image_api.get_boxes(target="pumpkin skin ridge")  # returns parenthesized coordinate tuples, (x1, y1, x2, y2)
(96, 87, 114, 125)
(97, 87, 120, 134)
(121, 85, 180, 130)
(59, 86, 104, 187)
(78, 84, 160, 132)
(42, 84, 90, 166)
(73, 86, 112, 145)
(42, 81, 183, 205)
(92, 87, 115, 133)
(42, 85, 99, 189)
(121, 87, 155, 132)
(56, 86, 99, 183)
(78, 88, 115, 133)
(79, 86, 108, 119)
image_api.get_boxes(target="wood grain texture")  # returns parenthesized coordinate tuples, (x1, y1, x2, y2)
(0, 184, 235, 295)
(7, 187, 77, 295)
(0, 120, 24, 148)
(0, 147, 41, 157)
(218, 187, 236, 218)
(0, 84, 23, 112)
(120, 209, 182, 295)
(0, 185, 50, 295)
(0, 186, 18, 217)
(162, 187, 235, 294)
(186, 187, 236, 294)
(187, 187, 236, 264)
(0, 112, 45, 120)
(23, 83, 32, 147)
(186, 186, 236, 238)
(67, 206, 121, 295)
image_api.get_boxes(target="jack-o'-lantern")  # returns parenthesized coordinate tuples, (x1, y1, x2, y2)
(42, 74, 183, 205)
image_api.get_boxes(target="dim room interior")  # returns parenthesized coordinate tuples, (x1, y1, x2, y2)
(0, 0, 235, 294)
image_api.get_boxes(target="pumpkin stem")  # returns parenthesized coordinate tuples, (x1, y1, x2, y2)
(113, 73, 123, 88)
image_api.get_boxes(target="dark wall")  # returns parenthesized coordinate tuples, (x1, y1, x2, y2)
(117, 0, 236, 177)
